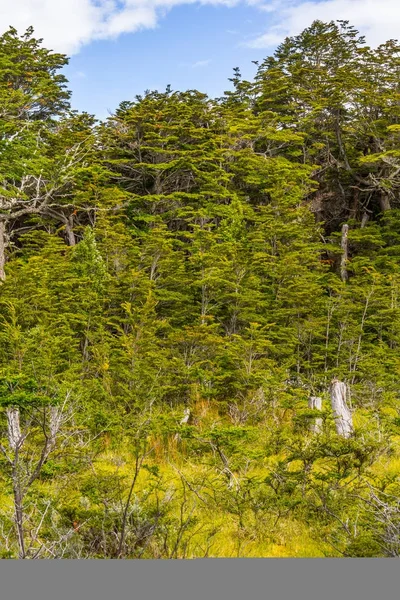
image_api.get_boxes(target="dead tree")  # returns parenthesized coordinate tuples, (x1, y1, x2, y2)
(5, 407, 25, 557)
(340, 224, 349, 283)
(364, 486, 400, 557)
(180, 408, 191, 425)
(308, 396, 323, 434)
(330, 379, 353, 438)
(0, 220, 6, 281)
(174, 408, 191, 442)
(0, 398, 71, 558)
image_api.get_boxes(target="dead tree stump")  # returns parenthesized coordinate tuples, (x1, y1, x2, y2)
(330, 380, 353, 438)
(6, 407, 21, 450)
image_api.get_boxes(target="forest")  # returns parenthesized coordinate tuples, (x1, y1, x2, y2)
(1, 20, 400, 559)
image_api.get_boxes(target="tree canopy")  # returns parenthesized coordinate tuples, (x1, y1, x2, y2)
(1, 22, 400, 559)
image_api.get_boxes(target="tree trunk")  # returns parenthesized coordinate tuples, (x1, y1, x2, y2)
(4, 404, 68, 558)
(308, 396, 322, 434)
(7, 407, 21, 450)
(174, 408, 191, 442)
(65, 215, 76, 247)
(0, 220, 6, 281)
(340, 224, 349, 283)
(12, 476, 26, 559)
(180, 408, 191, 425)
(361, 212, 370, 228)
(7, 407, 26, 558)
(379, 194, 391, 213)
(49, 406, 63, 443)
(330, 380, 353, 438)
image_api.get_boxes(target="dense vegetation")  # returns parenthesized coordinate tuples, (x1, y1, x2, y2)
(1, 21, 400, 559)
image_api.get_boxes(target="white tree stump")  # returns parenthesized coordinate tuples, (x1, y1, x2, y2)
(174, 408, 191, 442)
(330, 380, 353, 438)
(308, 396, 323, 434)
(180, 408, 191, 425)
(7, 407, 21, 450)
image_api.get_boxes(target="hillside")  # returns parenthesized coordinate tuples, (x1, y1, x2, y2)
(1, 21, 400, 558)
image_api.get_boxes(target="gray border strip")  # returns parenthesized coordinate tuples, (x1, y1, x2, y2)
(0, 559, 398, 600)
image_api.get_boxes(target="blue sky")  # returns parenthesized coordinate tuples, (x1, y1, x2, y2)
(0, 1, 398, 119)
(64, 3, 267, 118)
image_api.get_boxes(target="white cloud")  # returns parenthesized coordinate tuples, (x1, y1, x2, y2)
(179, 58, 212, 68)
(0, 1, 397, 56)
(0, 1, 256, 54)
(248, 1, 400, 48)
(192, 59, 212, 67)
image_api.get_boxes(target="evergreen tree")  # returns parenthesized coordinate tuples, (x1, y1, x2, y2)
(1, 21, 400, 558)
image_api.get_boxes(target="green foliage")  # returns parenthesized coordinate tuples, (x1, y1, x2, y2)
(1, 20, 400, 559)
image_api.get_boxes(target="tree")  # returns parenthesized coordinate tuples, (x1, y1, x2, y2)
(0, 27, 70, 279)
(1, 19, 400, 559)
(255, 21, 400, 227)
